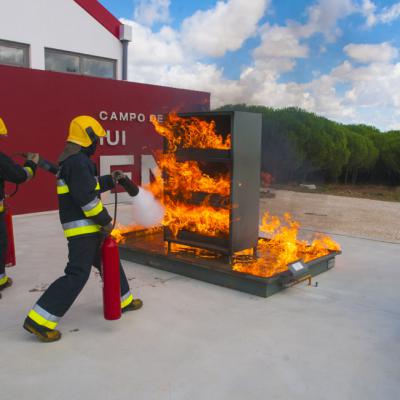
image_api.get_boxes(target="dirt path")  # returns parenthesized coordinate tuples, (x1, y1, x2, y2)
(260, 190, 400, 243)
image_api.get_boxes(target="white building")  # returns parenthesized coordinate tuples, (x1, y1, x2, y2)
(0, 0, 131, 80)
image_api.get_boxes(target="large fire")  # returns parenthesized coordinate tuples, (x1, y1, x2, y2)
(112, 113, 340, 279)
(147, 113, 231, 238)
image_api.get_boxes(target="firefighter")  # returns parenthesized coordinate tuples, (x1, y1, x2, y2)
(23, 116, 142, 342)
(0, 117, 39, 298)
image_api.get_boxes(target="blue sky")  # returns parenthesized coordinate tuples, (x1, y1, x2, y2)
(99, 0, 400, 131)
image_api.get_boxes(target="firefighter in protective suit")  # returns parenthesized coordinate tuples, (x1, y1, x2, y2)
(23, 116, 142, 342)
(0, 117, 39, 298)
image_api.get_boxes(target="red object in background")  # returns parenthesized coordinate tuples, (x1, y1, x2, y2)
(102, 236, 121, 320)
(0, 65, 209, 215)
(261, 172, 273, 189)
(5, 208, 16, 267)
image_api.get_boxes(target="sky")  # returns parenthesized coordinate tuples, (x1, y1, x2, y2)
(98, 0, 400, 131)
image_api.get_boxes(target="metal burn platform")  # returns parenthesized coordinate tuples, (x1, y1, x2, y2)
(119, 111, 341, 297)
(119, 230, 340, 298)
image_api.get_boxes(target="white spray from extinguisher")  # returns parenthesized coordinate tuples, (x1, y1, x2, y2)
(128, 187, 165, 227)
(116, 175, 164, 227)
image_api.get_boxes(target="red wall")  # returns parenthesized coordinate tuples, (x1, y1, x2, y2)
(0, 65, 210, 214)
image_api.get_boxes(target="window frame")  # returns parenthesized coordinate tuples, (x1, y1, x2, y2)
(0, 39, 30, 67)
(45, 48, 117, 79)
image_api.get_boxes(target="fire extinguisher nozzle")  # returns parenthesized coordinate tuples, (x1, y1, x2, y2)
(118, 177, 139, 197)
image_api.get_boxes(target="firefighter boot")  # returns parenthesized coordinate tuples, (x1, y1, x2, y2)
(23, 317, 62, 343)
(122, 298, 143, 313)
(0, 277, 13, 291)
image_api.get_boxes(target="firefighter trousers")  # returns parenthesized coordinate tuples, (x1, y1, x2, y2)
(0, 212, 7, 276)
(33, 234, 132, 323)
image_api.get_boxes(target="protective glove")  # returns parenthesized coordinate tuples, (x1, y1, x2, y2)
(24, 152, 40, 164)
(101, 222, 114, 236)
(111, 170, 126, 182)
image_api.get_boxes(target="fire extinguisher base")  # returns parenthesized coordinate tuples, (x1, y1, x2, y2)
(102, 236, 122, 321)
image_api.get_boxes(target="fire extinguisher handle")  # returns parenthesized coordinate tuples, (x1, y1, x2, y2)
(100, 224, 114, 239)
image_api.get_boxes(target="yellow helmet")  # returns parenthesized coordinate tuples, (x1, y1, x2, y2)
(67, 116, 106, 147)
(0, 117, 8, 136)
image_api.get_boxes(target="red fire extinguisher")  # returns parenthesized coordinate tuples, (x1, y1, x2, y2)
(101, 236, 121, 320)
(5, 207, 16, 267)
(101, 175, 140, 321)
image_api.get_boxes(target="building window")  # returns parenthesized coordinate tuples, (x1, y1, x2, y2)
(0, 39, 29, 67)
(45, 48, 116, 79)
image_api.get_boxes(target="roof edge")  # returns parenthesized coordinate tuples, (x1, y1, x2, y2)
(73, 0, 122, 39)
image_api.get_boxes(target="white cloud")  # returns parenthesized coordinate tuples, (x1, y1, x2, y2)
(298, 0, 355, 41)
(254, 25, 309, 59)
(251, 0, 356, 78)
(361, 0, 377, 27)
(326, 56, 400, 129)
(181, 0, 269, 57)
(361, 0, 400, 26)
(122, 1, 400, 131)
(344, 42, 399, 63)
(332, 61, 400, 108)
(134, 0, 171, 27)
(240, 0, 357, 121)
(122, 20, 184, 66)
(380, 2, 400, 24)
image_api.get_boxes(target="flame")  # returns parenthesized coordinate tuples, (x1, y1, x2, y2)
(152, 113, 231, 151)
(113, 113, 231, 242)
(163, 202, 229, 237)
(113, 113, 340, 279)
(112, 223, 161, 243)
(111, 223, 142, 243)
(146, 113, 231, 239)
(233, 212, 340, 278)
(155, 152, 230, 198)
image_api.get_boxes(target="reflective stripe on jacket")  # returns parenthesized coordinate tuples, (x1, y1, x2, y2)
(62, 219, 101, 238)
(23, 166, 34, 180)
(57, 152, 114, 238)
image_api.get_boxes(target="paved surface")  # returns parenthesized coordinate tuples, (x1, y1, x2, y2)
(261, 189, 400, 243)
(1, 211, 400, 400)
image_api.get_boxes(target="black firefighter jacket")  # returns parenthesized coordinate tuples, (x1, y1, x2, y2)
(57, 152, 114, 238)
(0, 151, 37, 212)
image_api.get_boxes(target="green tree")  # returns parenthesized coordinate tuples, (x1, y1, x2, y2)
(214, 104, 397, 185)
(380, 131, 400, 183)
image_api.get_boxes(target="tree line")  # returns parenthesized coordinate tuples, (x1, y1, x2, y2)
(215, 104, 400, 186)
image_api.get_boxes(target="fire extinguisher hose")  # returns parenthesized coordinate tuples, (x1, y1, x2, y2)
(113, 180, 118, 230)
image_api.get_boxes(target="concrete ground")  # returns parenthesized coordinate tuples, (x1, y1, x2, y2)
(261, 189, 400, 243)
(1, 210, 400, 400)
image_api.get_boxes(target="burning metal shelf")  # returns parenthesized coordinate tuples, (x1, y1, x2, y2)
(175, 148, 231, 163)
(119, 230, 340, 298)
(164, 228, 230, 254)
(163, 191, 230, 209)
(163, 111, 262, 255)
